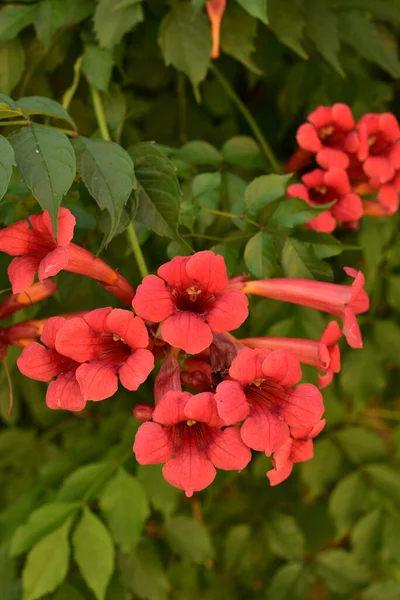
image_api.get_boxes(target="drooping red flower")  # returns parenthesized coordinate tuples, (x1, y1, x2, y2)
(132, 251, 248, 355)
(242, 268, 369, 349)
(0, 280, 57, 320)
(55, 307, 154, 401)
(133, 390, 251, 496)
(287, 168, 363, 233)
(267, 419, 326, 485)
(215, 348, 324, 456)
(17, 317, 85, 411)
(296, 103, 357, 169)
(238, 321, 342, 389)
(206, 0, 227, 59)
(357, 113, 400, 184)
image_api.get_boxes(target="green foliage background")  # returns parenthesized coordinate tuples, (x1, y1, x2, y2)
(1, 0, 400, 599)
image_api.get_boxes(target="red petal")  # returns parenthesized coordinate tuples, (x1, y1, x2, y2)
(262, 350, 302, 386)
(308, 106, 332, 129)
(302, 169, 325, 188)
(161, 312, 213, 355)
(133, 275, 174, 322)
(55, 317, 104, 362)
(46, 370, 85, 412)
(186, 250, 229, 294)
(83, 307, 113, 331)
(163, 444, 216, 497)
(363, 156, 395, 184)
(280, 383, 324, 427)
(40, 316, 67, 348)
(55, 207, 76, 246)
(152, 390, 191, 425)
(215, 380, 250, 425)
(332, 103, 354, 130)
(377, 184, 399, 214)
(267, 461, 293, 485)
(306, 211, 336, 233)
(229, 347, 270, 385)
(133, 422, 174, 464)
(296, 123, 322, 153)
(106, 309, 149, 349)
(17, 343, 68, 381)
(324, 168, 350, 195)
(76, 361, 119, 401)
(38, 246, 69, 281)
(379, 113, 400, 141)
(118, 348, 154, 391)
(286, 183, 310, 202)
(333, 193, 363, 222)
(184, 392, 225, 427)
(206, 289, 248, 333)
(240, 409, 289, 454)
(342, 307, 363, 348)
(8, 256, 40, 293)
(290, 438, 313, 463)
(316, 148, 349, 170)
(206, 427, 251, 470)
(157, 256, 191, 289)
(0, 220, 45, 256)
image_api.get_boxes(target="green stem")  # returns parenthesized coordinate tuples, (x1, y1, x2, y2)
(0, 120, 77, 137)
(0, 119, 28, 126)
(200, 206, 261, 229)
(211, 64, 281, 173)
(127, 223, 149, 278)
(90, 85, 111, 141)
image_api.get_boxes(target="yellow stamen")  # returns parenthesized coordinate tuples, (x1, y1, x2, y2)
(186, 286, 202, 302)
(315, 186, 327, 194)
(320, 125, 334, 139)
(186, 419, 197, 426)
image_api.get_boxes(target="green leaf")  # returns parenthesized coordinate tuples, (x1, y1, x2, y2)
(382, 511, 400, 565)
(127, 142, 182, 244)
(0, 4, 38, 41)
(266, 514, 306, 561)
(210, 243, 240, 277)
(16, 96, 76, 129)
(335, 427, 388, 465)
(270, 197, 332, 229)
(0, 136, 15, 202)
(82, 44, 114, 93)
(94, 0, 144, 48)
(364, 464, 400, 504)
(73, 507, 115, 600)
(244, 231, 278, 279)
(178, 140, 222, 167)
(222, 136, 263, 169)
(119, 539, 169, 600)
(315, 549, 370, 595)
(281, 237, 332, 280)
(266, 562, 315, 600)
(52, 582, 86, 600)
(220, 5, 262, 75)
(363, 581, 400, 600)
(73, 136, 135, 246)
(159, 3, 211, 99)
(192, 172, 221, 232)
(22, 519, 72, 600)
(137, 464, 180, 518)
(165, 516, 214, 564)
(34, 0, 66, 49)
(338, 11, 400, 79)
(236, 0, 268, 23)
(343, 0, 400, 25)
(351, 509, 382, 563)
(245, 174, 291, 215)
(224, 524, 251, 573)
(329, 472, 369, 539)
(57, 462, 114, 502)
(303, 0, 344, 76)
(10, 502, 79, 557)
(292, 229, 350, 259)
(301, 438, 343, 498)
(267, 0, 308, 58)
(388, 275, 400, 311)
(99, 468, 149, 553)
(0, 39, 25, 96)
(340, 341, 386, 406)
(9, 125, 76, 234)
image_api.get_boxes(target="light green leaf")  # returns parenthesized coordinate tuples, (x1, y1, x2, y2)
(220, 5, 263, 75)
(94, 0, 144, 48)
(82, 44, 114, 93)
(382, 511, 400, 565)
(315, 549, 370, 595)
(245, 174, 291, 215)
(351, 509, 382, 563)
(9, 125, 76, 234)
(364, 464, 400, 504)
(57, 462, 114, 502)
(34, 0, 66, 49)
(270, 197, 332, 229)
(363, 581, 400, 600)
(266, 514, 306, 561)
(222, 136, 263, 169)
(119, 539, 169, 600)
(301, 438, 343, 498)
(99, 468, 149, 553)
(192, 171, 221, 232)
(0, 135, 15, 201)
(137, 464, 180, 518)
(0, 39, 25, 96)
(128, 142, 183, 244)
(159, 3, 211, 99)
(266, 562, 315, 600)
(0, 4, 38, 41)
(303, 0, 344, 76)
(224, 524, 251, 573)
(244, 231, 278, 279)
(10, 502, 79, 557)
(22, 519, 72, 600)
(267, 0, 308, 58)
(165, 516, 214, 564)
(73, 136, 135, 246)
(73, 507, 115, 600)
(281, 237, 332, 280)
(64, 0, 96, 26)
(335, 427, 388, 465)
(178, 140, 222, 167)
(236, 0, 268, 24)
(329, 472, 369, 539)
(16, 96, 76, 129)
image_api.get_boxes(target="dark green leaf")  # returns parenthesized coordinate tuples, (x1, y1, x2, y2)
(94, 0, 144, 48)
(9, 125, 76, 234)
(270, 197, 332, 229)
(267, 0, 307, 58)
(73, 136, 135, 246)
(0, 4, 38, 41)
(382, 511, 400, 565)
(224, 524, 251, 573)
(137, 464, 180, 518)
(0, 39, 25, 96)
(335, 427, 388, 465)
(99, 468, 149, 553)
(342, 0, 400, 25)
(267, 514, 306, 561)
(119, 539, 169, 600)
(351, 509, 382, 563)
(192, 172, 221, 232)
(315, 549, 370, 595)
(364, 464, 400, 504)
(222, 136, 263, 169)
(303, 0, 344, 76)
(340, 341, 386, 406)
(244, 231, 278, 279)
(16, 96, 76, 129)
(178, 140, 222, 167)
(245, 174, 291, 215)
(73, 507, 115, 600)
(159, 3, 211, 98)
(22, 518, 72, 600)
(281, 237, 332, 280)
(82, 44, 114, 93)
(329, 472, 369, 539)
(0, 135, 15, 201)
(236, 0, 268, 23)
(220, 5, 262, 75)
(165, 516, 214, 564)
(363, 581, 400, 600)
(266, 562, 314, 600)
(34, 0, 66, 49)
(388, 275, 400, 311)
(301, 438, 343, 498)
(292, 229, 350, 259)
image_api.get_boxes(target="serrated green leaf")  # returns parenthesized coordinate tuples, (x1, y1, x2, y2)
(315, 549, 370, 595)
(159, 3, 211, 99)
(303, 0, 344, 76)
(73, 136, 135, 246)
(9, 125, 76, 234)
(351, 509, 382, 563)
(342, 0, 400, 25)
(222, 136, 263, 169)
(244, 231, 278, 279)
(22, 518, 72, 600)
(0, 39, 25, 96)
(10, 502, 79, 557)
(0, 4, 38, 41)
(0, 135, 15, 201)
(16, 96, 76, 129)
(267, 514, 306, 561)
(281, 237, 332, 280)
(236, 0, 268, 23)
(266, 562, 314, 600)
(34, 0, 66, 49)
(329, 472, 368, 539)
(165, 516, 214, 564)
(335, 427, 388, 465)
(82, 44, 114, 93)
(245, 174, 291, 215)
(267, 0, 308, 58)
(220, 5, 263, 75)
(94, 0, 144, 48)
(99, 468, 149, 553)
(73, 507, 115, 600)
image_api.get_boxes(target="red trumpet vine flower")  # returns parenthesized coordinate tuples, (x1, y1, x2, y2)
(242, 268, 369, 349)
(206, 0, 227, 59)
(0, 280, 57, 320)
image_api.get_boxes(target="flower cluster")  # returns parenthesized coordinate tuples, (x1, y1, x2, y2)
(0, 208, 370, 495)
(287, 104, 400, 232)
